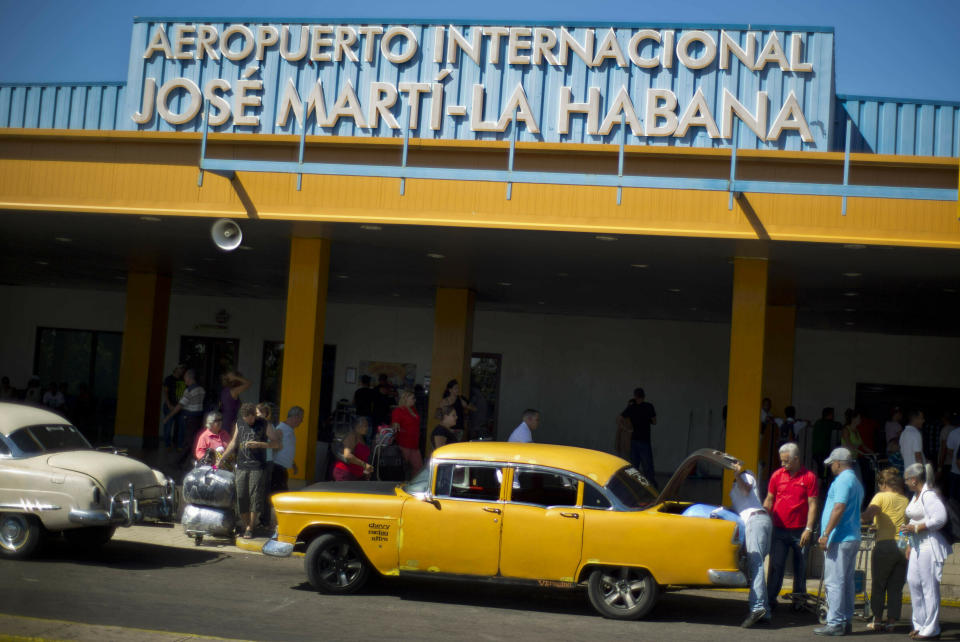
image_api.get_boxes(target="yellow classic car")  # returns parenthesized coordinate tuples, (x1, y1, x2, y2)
(266, 443, 746, 620)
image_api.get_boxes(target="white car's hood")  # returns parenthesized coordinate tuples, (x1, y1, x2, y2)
(46, 451, 160, 495)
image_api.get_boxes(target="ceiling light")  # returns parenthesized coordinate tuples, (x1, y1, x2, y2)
(360, 224, 382, 231)
(139, 216, 162, 222)
(594, 235, 618, 241)
(844, 292, 859, 297)
(238, 245, 253, 251)
(689, 307, 698, 311)
(944, 288, 958, 294)
(843, 244, 866, 250)
(35, 260, 48, 266)
(426, 252, 445, 259)
(391, 292, 400, 297)
(557, 272, 568, 277)
(843, 272, 862, 277)
(182, 267, 196, 272)
(630, 264, 648, 268)
(667, 288, 681, 293)
(336, 274, 349, 279)
(845, 321, 855, 326)
(497, 281, 512, 286)
(537, 301, 545, 305)
(55, 237, 72, 242)
(844, 308, 856, 312)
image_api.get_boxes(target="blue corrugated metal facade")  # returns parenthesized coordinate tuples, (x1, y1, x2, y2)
(834, 95, 960, 157)
(0, 19, 957, 158)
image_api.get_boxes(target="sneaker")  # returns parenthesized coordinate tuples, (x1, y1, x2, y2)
(741, 609, 767, 628)
(813, 624, 845, 636)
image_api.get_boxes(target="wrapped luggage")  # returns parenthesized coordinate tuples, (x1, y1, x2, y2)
(182, 466, 236, 509)
(181, 503, 235, 537)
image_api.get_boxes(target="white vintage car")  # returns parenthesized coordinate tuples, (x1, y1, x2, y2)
(0, 402, 175, 558)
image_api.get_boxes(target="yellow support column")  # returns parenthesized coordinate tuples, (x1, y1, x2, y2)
(723, 257, 768, 498)
(114, 271, 171, 450)
(279, 237, 330, 483)
(426, 288, 476, 455)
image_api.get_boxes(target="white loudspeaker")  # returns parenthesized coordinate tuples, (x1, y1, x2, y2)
(210, 218, 242, 251)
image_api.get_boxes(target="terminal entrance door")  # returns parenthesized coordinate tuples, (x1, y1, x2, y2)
(179, 336, 239, 412)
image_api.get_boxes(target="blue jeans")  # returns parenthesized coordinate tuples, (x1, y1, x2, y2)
(630, 441, 656, 488)
(824, 540, 860, 627)
(767, 527, 808, 605)
(745, 512, 773, 613)
(161, 404, 175, 447)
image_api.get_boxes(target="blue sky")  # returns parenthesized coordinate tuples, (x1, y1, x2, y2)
(1, 0, 958, 102)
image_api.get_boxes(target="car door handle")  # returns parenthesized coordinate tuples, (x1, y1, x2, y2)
(560, 512, 579, 519)
(482, 507, 502, 514)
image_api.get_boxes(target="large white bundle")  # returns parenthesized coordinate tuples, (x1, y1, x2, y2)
(182, 466, 235, 509)
(181, 503, 235, 537)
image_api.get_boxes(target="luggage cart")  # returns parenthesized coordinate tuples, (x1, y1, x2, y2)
(811, 526, 876, 623)
(181, 463, 238, 546)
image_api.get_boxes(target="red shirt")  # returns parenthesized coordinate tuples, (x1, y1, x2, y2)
(391, 406, 420, 449)
(767, 466, 819, 529)
(194, 428, 231, 462)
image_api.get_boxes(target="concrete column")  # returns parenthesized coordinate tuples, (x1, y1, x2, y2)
(426, 288, 476, 455)
(723, 257, 768, 498)
(114, 271, 171, 450)
(279, 237, 330, 482)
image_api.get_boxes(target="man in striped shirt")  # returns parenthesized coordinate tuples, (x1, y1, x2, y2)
(163, 369, 205, 457)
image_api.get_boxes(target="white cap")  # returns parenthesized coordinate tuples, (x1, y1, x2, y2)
(824, 447, 854, 464)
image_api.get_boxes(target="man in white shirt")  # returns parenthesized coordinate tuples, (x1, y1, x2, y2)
(731, 462, 773, 628)
(507, 409, 539, 443)
(272, 405, 303, 492)
(899, 410, 926, 469)
(941, 413, 960, 499)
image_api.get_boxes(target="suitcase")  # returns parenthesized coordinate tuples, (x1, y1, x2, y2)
(373, 444, 406, 481)
(182, 466, 236, 509)
(181, 503, 235, 538)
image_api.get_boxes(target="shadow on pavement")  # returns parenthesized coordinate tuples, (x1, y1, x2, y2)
(29, 538, 227, 569)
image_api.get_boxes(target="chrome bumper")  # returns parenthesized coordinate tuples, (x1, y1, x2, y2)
(708, 569, 747, 587)
(262, 538, 295, 558)
(69, 480, 176, 526)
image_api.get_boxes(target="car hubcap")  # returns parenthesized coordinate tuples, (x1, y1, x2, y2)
(317, 542, 362, 587)
(0, 515, 29, 552)
(600, 568, 647, 610)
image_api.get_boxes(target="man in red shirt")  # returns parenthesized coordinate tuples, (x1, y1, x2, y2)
(763, 441, 819, 612)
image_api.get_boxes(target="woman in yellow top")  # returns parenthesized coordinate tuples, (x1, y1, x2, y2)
(861, 467, 909, 632)
(841, 408, 875, 484)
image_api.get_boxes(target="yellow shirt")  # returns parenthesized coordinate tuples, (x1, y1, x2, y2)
(869, 490, 909, 541)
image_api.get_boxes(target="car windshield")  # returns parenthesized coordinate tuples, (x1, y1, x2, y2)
(606, 467, 658, 510)
(8, 424, 91, 455)
(402, 466, 431, 494)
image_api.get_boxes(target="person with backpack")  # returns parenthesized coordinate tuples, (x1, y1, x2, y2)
(860, 467, 909, 632)
(903, 462, 953, 640)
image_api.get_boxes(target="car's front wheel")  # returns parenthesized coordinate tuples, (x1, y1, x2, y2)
(64, 526, 116, 550)
(586, 566, 659, 620)
(0, 513, 42, 559)
(305, 533, 371, 594)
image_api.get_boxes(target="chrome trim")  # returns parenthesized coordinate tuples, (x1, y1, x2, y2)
(69, 509, 112, 524)
(0, 500, 61, 511)
(708, 569, 747, 587)
(262, 539, 295, 558)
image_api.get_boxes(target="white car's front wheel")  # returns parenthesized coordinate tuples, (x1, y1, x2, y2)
(0, 513, 42, 559)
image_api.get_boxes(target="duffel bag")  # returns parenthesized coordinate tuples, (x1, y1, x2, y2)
(181, 503, 235, 537)
(374, 444, 406, 482)
(182, 465, 236, 509)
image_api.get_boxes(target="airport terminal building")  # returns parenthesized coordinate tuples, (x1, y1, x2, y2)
(0, 18, 957, 488)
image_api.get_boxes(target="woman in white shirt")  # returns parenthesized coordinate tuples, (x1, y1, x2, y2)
(903, 462, 951, 640)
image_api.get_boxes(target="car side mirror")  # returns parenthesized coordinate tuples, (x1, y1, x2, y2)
(422, 493, 441, 509)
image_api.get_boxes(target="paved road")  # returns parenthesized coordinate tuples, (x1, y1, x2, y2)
(2, 537, 958, 641)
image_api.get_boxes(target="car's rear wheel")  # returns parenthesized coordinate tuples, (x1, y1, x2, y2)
(0, 513, 42, 559)
(64, 526, 116, 550)
(304, 533, 370, 594)
(586, 566, 659, 620)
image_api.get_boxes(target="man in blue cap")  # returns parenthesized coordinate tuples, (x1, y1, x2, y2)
(814, 447, 864, 636)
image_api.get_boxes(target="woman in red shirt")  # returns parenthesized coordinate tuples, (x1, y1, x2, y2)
(332, 417, 374, 481)
(194, 411, 231, 464)
(391, 389, 422, 477)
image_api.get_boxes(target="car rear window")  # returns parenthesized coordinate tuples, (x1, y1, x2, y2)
(606, 467, 658, 510)
(8, 424, 91, 455)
